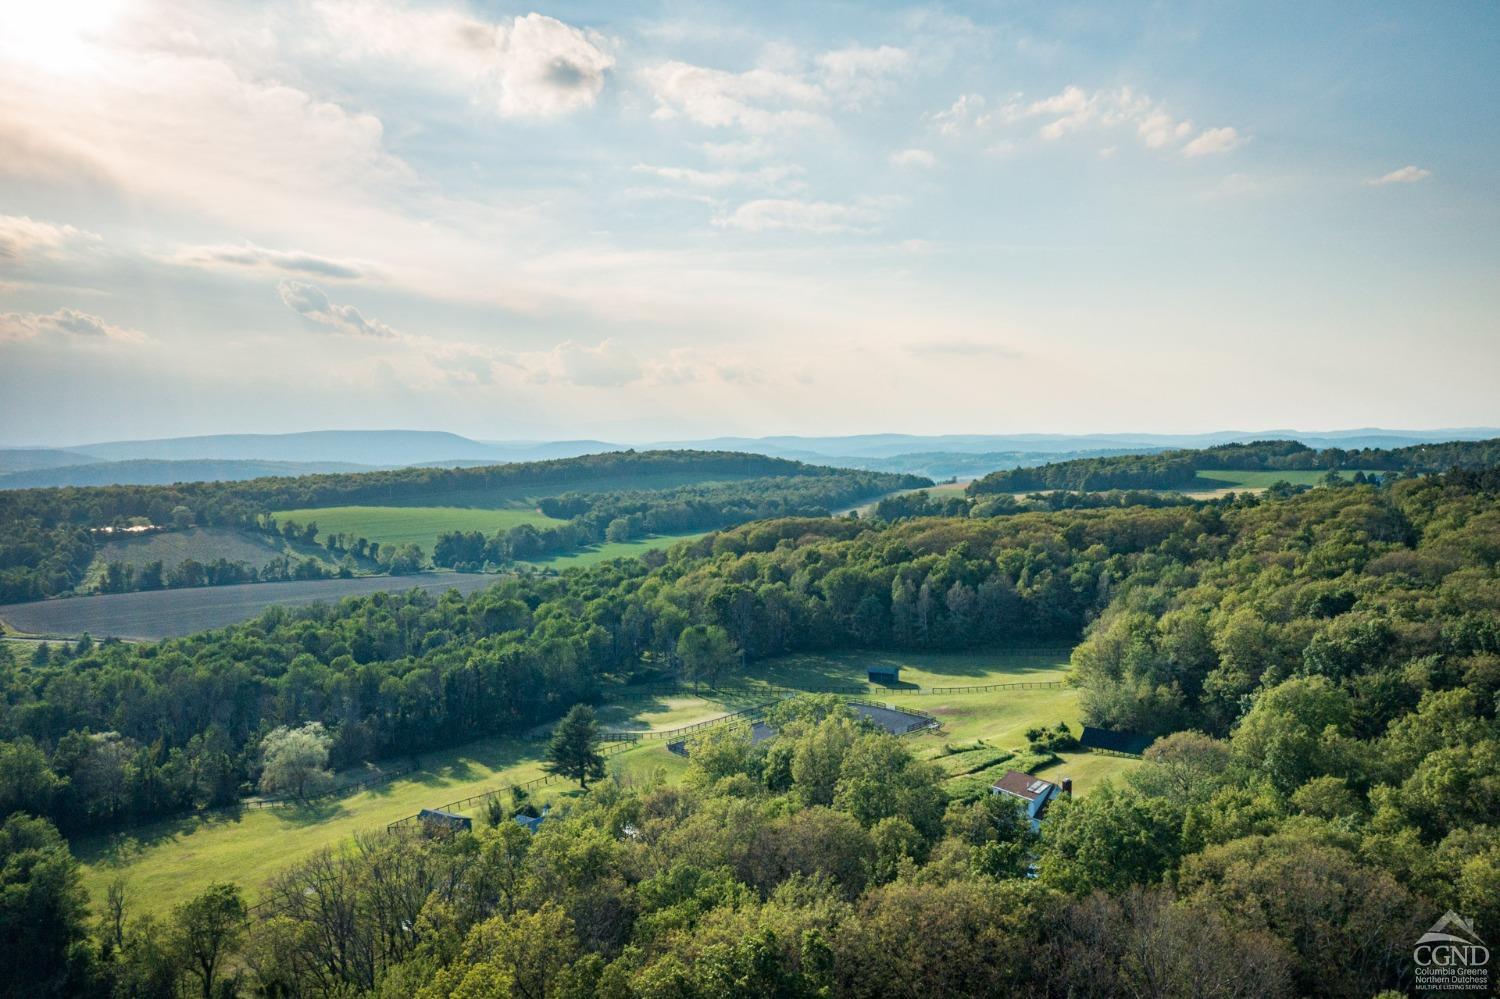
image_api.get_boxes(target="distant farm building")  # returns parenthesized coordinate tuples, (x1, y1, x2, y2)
(991, 769, 1072, 830)
(867, 665, 901, 685)
(419, 808, 472, 834)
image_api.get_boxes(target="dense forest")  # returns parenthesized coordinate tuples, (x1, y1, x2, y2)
(968, 436, 1500, 493)
(2, 467, 1498, 995)
(0, 452, 925, 602)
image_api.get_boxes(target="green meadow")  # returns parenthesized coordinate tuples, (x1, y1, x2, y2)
(74, 647, 1147, 919)
(271, 505, 563, 550)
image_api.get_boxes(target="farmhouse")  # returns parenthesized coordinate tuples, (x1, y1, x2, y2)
(991, 769, 1071, 830)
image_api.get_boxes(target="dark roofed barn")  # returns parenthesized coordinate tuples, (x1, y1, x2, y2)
(868, 665, 901, 685)
(419, 808, 472, 834)
(1080, 726, 1154, 756)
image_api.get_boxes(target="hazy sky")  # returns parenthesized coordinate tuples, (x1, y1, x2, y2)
(1, 1, 1497, 445)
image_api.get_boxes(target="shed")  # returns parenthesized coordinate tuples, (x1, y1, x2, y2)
(867, 665, 902, 685)
(419, 808, 472, 834)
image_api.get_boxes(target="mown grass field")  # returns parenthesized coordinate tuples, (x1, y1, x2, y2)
(1188, 468, 1379, 491)
(74, 647, 1144, 918)
(271, 505, 564, 551)
(76, 735, 690, 919)
(518, 530, 711, 569)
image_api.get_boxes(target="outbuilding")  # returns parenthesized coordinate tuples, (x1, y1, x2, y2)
(419, 808, 472, 834)
(867, 665, 901, 685)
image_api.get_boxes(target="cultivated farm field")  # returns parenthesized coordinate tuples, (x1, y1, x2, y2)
(0, 573, 501, 640)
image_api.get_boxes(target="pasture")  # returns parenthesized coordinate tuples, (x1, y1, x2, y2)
(1188, 468, 1378, 491)
(73, 647, 1147, 920)
(518, 530, 710, 569)
(271, 504, 563, 551)
(76, 733, 690, 919)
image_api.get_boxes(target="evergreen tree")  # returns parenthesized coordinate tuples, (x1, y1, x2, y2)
(545, 705, 606, 789)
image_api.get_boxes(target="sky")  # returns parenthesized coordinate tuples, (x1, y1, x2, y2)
(1, 0, 1497, 445)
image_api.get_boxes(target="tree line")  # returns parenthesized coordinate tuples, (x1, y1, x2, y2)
(967, 435, 1500, 493)
(433, 471, 927, 570)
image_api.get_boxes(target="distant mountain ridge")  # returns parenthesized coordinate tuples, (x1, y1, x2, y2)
(3, 427, 1496, 488)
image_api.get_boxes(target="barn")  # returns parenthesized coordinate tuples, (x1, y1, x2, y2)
(419, 808, 472, 834)
(867, 665, 901, 685)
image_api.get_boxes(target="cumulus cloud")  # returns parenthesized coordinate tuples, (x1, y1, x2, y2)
(713, 198, 883, 234)
(175, 242, 367, 279)
(0, 214, 100, 263)
(1182, 126, 1244, 157)
(1369, 165, 1432, 186)
(0, 308, 145, 344)
(890, 148, 937, 168)
(278, 281, 398, 338)
(314, 5, 612, 117)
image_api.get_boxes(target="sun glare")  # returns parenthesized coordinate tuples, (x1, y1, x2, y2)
(0, 0, 126, 75)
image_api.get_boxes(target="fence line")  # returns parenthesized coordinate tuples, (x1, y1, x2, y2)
(927, 680, 1065, 694)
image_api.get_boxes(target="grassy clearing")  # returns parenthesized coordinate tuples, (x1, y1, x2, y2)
(75, 735, 687, 919)
(519, 531, 711, 569)
(271, 505, 563, 551)
(743, 646, 1073, 692)
(591, 695, 745, 734)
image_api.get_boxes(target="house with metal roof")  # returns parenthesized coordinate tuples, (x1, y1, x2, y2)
(990, 769, 1071, 830)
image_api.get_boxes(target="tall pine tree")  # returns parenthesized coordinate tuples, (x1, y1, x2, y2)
(545, 705, 606, 789)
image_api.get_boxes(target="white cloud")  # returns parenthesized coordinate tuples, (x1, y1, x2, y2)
(0, 308, 144, 344)
(932, 93, 988, 136)
(1182, 126, 1244, 157)
(642, 60, 825, 132)
(713, 198, 882, 234)
(313, 4, 612, 117)
(278, 280, 398, 338)
(534, 339, 644, 387)
(642, 44, 908, 133)
(174, 242, 368, 279)
(1369, 165, 1432, 186)
(0, 214, 101, 263)
(815, 45, 910, 103)
(890, 148, 937, 168)
(631, 162, 804, 191)
(935, 85, 1244, 159)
